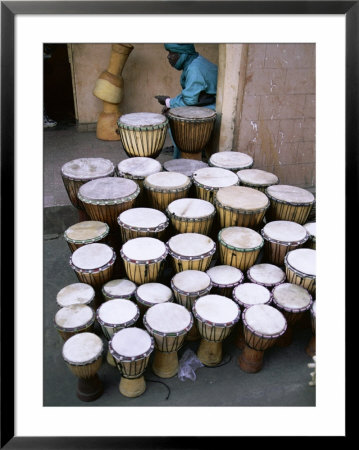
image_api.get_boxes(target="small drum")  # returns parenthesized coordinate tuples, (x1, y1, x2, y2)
(167, 233, 216, 273)
(143, 172, 192, 212)
(69, 243, 116, 304)
(102, 278, 137, 302)
(96, 299, 140, 366)
(64, 221, 110, 253)
(61, 157, 115, 211)
(237, 168, 279, 193)
(117, 157, 162, 205)
(163, 159, 208, 177)
(284, 248, 316, 295)
(192, 167, 240, 204)
(218, 226, 264, 271)
(246, 263, 286, 289)
(117, 112, 169, 158)
(304, 222, 316, 249)
(62, 332, 104, 402)
(167, 106, 216, 158)
(193, 294, 240, 366)
(206, 265, 244, 298)
(166, 198, 216, 235)
(77, 177, 140, 230)
(109, 327, 154, 397)
(135, 282, 174, 320)
(209, 151, 253, 172)
(306, 300, 316, 357)
(272, 283, 313, 347)
(265, 184, 315, 224)
(56, 283, 95, 308)
(117, 207, 169, 242)
(214, 186, 269, 229)
(239, 304, 287, 373)
(171, 270, 212, 340)
(144, 302, 193, 378)
(120, 237, 168, 284)
(54, 304, 95, 341)
(261, 220, 309, 266)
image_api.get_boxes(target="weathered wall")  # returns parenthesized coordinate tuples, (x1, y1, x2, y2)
(234, 44, 315, 187)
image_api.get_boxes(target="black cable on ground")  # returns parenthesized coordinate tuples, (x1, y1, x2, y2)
(145, 378, 171, 400)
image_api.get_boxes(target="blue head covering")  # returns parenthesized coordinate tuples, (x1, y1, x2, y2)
(164, 44, 197, 55)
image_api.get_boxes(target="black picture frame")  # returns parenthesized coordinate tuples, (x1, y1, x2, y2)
(1, 1, 354, 447)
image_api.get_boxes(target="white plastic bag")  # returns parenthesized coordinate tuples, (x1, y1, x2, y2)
(178, 348, 204, 381)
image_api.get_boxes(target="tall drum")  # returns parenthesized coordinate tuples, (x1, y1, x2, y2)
(206, 265, 244, 298)
(56, 283, 95, 308)
(118, 208, 169, 242)
(54, 304, 95, 341)
(117, 112, 169, 158)
(209, 151, 253, 172)
(163, 159, 208, 177)
(192, 167, 239, 204)
(166, 198, 216, 235)
(284, 248, 316, 296)
(246, 263, 286, 290)
(64, 221, 110, 253)
(237, 168, 279, 193)
(102, 278, 137, 302)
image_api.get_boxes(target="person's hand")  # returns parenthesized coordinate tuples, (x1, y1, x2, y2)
(155, 95, 170, 106)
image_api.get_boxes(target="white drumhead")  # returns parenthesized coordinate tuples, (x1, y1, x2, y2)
(244, 304, 286, 336)
(216, 186, 269, 210)
(206, 265, 243, 286)
(167, 198, 215, 218)
(163, 159, 208, 177)
(55, 304, 94, 329)
(169, 106, 216, 119)
(119, 208, 168, 228)
(237, 169, 279, 186)
(56, 283, 95, 307)
(61, 158, 114, 180)
(312, 300, 316, 317)
(266, 184, 314, 203)
(209, 151, 253, 170)
(220, 227, 263, 249)
(119, 112, 167, 126)
(273, 283, 312, 310)
(172, 270, 211, 293)
(136, 283, 173, 305)
(122, 237, 167, 261)
(195, 295, 239, 324)
(145, 171, 190, 189)
(233, 283, 271, 306)
(71, 243, 113, 270)
(247, 264, 285, 285)
(65, 221, 108, 242)
(168, 233, 215, 257)
(117, 157, 162, 178)
(145, 303, 192, 333)
(304, 222, 316, 237)
(111, 327, 152, 357)
(193, 167, 239, 189)
(103, 279, 137, 298)
(286, 248, 316, 276)
(97, 299, 138, 325)
(262, 221, 307, 242)
(79, 177, 138, 201)
(62, 332, 103, 364)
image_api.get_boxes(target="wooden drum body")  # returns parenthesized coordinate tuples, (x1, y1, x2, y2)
(192, 167, 239, 204)
(237, 168, 279, 193)
(166, 198, 216, 235)
(64, 221, 110, 253)
(54, 304, 95, 341)
(306, 300, 316, 357)
(284, 248, 316, 296)
(118, 208, 169, 243)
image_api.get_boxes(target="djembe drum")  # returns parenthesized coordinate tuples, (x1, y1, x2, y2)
(144, 302, 192, 378)
(143, 172, 192, 212)
(171, 270, 212, 341)
(265, 184, 315, 224)
(117, 112, 168, 158)
(166, 198, 216, 235)
(284, 248, 316, 295)
(120, 237, 168, 284)
(209, 151, 253, 172)
(109, 327, 154, 397)
(135, 282, 174, 323)
(96, 299, 140, 366)
(167, 106, 216, 159)
(61, 157, 115, 216)
(206, 265, 244, 298)
(218, 226, 264, 271)
(54, 304, 95, 341)
(239, 304, 287, 373)
(237, 168, 279, 193)
(117, 207, 169, 242)
(246, 263, 286, 290)
(192, 167, 239, 204)
(304, 222, 316, 249)
(214, 186, 269, 229)
(102, 278, 137, 302)
(62, 332, 104, 402)
(193, 294, 240, 366)
(64, 221, 110, 253)
(163, 159, 208, 177)
(272, 283, 313, 347)
(167, 232, 216, 272)
(306, 300, 316, 357)
(261, 220, 309, 266)
(56, 283, 95, 308)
